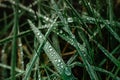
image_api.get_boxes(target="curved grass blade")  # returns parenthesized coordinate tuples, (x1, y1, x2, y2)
(94, 40, 120, 68)
(11, 0, 19, 80)
(23, 18, 57, 80)
(52, 0, 99, 79)
(25, 20, 77, 80)
(99, 45, 120, 66)
(55, 29, 99, 80)
(1, 15, 120, 45)
(70, 62, 120, 79)
(103, 21, 120, 43)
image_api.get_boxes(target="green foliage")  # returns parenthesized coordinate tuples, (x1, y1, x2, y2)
(0, 0, 120, 80)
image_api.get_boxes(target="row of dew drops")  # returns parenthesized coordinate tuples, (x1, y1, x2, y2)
(35, 28, 72, 76)
(56, 29, 87, 57)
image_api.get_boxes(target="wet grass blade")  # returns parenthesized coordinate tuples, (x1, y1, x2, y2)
(94, 40, 120, 68)
(103, 21, 120, 43)
(11, 0, 19, 80)
(54, 29, 99, 80)
(70, 62, 120, 79)
(52, 0, 99, 79)
(23, 18, 57, 80)
(25, 19, 77, 80)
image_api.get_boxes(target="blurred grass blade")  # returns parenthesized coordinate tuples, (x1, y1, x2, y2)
(94, 40, 120, 68)
(103, 21, 120, 43)
(11, 0, 19, 80)
(70, 62, 120, 79)
(99, 45, 120, 66)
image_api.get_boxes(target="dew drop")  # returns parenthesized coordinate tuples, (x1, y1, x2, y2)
(54, 23, 58, 27)
(67, 17, 73, 23)
(86, 17, 90, 20)
(81, 48, 85, 52)
(20, 52, 23, 55)
(49, 48, 53, 51)
(54, 59, 57, 62)
(48, 45, 51, 48)
(37, 32, 40, 36)
(88, 2, 90, 6)
(34, 16, 37, 19)
(58, 59, 61, 63)
(18, 43, 22, 47)
(50, 53, 54, 57)
(84, 54, 86, 57)
(60, 63, 64, 68)
(21, 61, 24, 64)
(70, 40, 74, 45)
(18, 10, 21, 13)
(72, 35, 75, 39)
(59, 30, 63, 34)
(57, 64, 60, 67)
(51, 55, 54, 57)
(29, 9, 33, 12)
(39, 35, 42, 38)
(57, 32, 59, 35)
(62, 34, 65, 36)
(53, 52, 55, 55)
(64, 67, 71, 76)
(61, 65, 64, 68)
(12, 1, 15, 4)
(46, 18, 49, 21)
(1, 49, 5, 53)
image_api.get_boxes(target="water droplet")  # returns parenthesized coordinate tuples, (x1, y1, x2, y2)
(43, 16, 50, 21)
(45, 18, 49, 21)
(34, 16, 37, 19)
(64, 67, 71, 76)
(39, 35, 42, 38)
(54, 59, 57, 62)
(88, 2, 90, 6)
(18, 10, 21, 13)
(21, 61, 24, 64)
(20, 52, 23, 55)
(58, 59, 61, 63)
(58, 12, 61, 14)
(53, 52, 55, 54)
(18, 43, 22, 47)
(37, 32, 40, 36)
(84, 54, 86, 57)
(57, 32, 59, 35)
(54, 23, 58, 27)
(48, 45, 51, 48)
(80, 47, 84, 53)
(60, 63, 63, 68)
(71, 43, 74, 46)
(67, 17, 73, 23)
(72, 36, 75, 39)
(61, 65, 64, 68)
(62, 34, 65, 36)
(57, 64, 60, 67)
(12, 1, 15, 4)
(49, 48, 53, 51)
(86, 17, 89, 20)
(29, 9, 33, 12)
(1, 50, 5, 53)
(59, 30, 63, 34)
(79, 1, 82, 4)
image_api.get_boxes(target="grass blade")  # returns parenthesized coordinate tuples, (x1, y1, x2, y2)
(94, 40, 120, 68)
(11, 0, 19, 80)
(25, 19, 77, 80)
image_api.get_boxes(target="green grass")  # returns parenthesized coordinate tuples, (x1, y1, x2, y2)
(0, 0, 120, 80)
